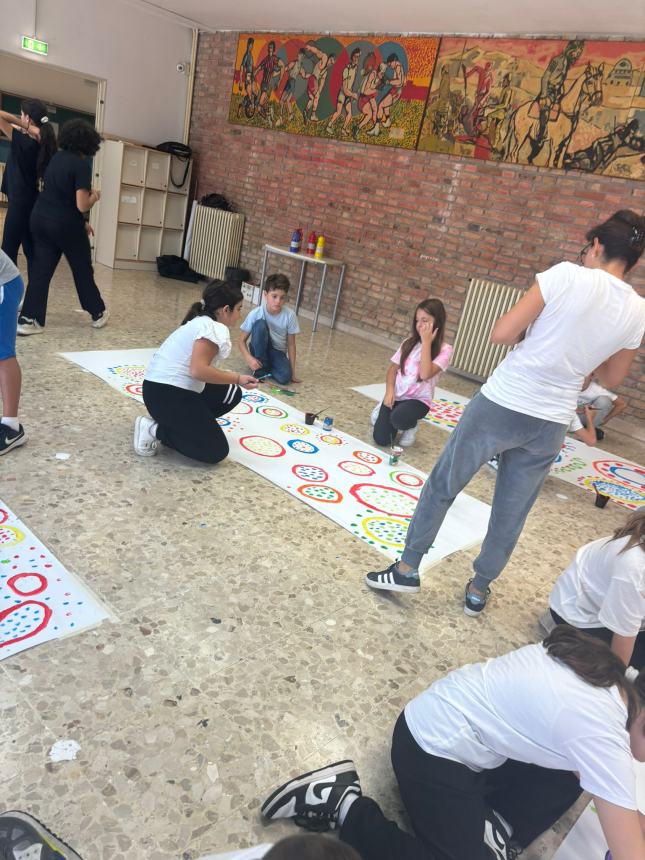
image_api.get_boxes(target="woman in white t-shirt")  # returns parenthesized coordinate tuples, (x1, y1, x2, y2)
(134, 280, 258, 463)
(263, 626, 645, 860)
(372, 298, 453, 449)
(367, 209, 645, 615)
(550, 509, 645, 669)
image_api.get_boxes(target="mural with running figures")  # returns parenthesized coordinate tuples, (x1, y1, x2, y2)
(229, 33, 439, 149)
(418, 37, 645, 179)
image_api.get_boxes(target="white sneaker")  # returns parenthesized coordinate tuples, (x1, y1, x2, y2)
(91, 309, 109, 329)
(133, 416, 158, 456)
(17, 317, 44, 336)
(370, 404, 381, 426)
(399, 426, 418, 447)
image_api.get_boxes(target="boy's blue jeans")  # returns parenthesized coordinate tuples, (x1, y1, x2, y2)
(249, 319, 292, 385)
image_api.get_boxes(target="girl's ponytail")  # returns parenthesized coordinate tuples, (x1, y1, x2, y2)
(21, 99, 57, 179)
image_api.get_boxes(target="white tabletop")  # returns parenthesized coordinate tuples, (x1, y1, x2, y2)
(264, 243, 344, 267)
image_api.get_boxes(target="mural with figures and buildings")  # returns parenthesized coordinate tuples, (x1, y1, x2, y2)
(229, 33, 439, 149)
(418, 38, 645, 179)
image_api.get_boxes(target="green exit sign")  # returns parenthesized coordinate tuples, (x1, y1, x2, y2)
(21, 36, 48, 55)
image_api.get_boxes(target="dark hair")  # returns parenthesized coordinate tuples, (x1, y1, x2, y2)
(264, 273, 290, 293)
(386, 53, 399, 63)
(182, 279, 243, 324)
(21, 98, 57, 180)
(351, 48, 361, 60)
(585, 209, 645, 273)
(57, 119, 102, 157)
(611, 509, 645, 554)
(399, 298, 447, 376)
(544, 626, 645, 728)
(247, 38, 254, 47)
(265, 834, 361, 860)
(268, 40, 276, 51)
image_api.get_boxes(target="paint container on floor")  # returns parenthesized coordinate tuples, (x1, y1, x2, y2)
(322, 416, 333, 432)
(389, 445, 403, 466)
(304, 412, 316, 425)
(593, 481, 610, 508)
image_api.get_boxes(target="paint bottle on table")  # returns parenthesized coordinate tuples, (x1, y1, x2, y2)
(314, 234, 325, 259)
(306, 231, 317, 256)
(290, 228, 303, 253)
(322, 416, 333, 432)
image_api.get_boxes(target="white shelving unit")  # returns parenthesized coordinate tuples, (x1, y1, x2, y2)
(95, 139, 192, 271)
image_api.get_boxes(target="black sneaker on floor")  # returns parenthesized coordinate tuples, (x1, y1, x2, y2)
(0, 810, 83, 859)
(463, 579, 491, 617)
(0, 424, 26, 456)
(484, 810, 521, 859)
(261, 760, 361, 832)
(365, 563, 420, 593)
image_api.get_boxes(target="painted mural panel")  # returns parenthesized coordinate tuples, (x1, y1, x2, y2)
(229, 33, 439, 149)
(418, 38, 645, 179)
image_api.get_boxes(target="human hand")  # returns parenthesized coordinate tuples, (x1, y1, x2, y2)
(248, 357, 262, 372)
(85, 223, 95, 237)
(383, 391, 395, 408)
(92, 189, 101, 201)
(239, 374, 259, 389)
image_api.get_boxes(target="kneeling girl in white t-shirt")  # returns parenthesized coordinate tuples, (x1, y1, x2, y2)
(550, 509, 645, 669)
(134, 280, 258, 463)
(262, 626, 645, 860)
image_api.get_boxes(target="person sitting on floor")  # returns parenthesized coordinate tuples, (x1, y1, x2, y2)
(573, 374, 627, 441)
(239, 273, 300, 385)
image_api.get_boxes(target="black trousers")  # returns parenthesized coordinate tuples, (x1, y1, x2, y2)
(142, 379, 242, 464)
(373, 400, 429, 447)
(340, 712, 582, 860)
(1, 198, 36, 264)
(550, 609, 645, 670)
(21, 211, 105, 326)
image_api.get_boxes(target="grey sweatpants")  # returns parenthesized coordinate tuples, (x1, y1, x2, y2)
(401, 393, 567, 590)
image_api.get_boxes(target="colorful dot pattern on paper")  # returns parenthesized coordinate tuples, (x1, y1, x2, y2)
(239, 436, 286, 458)
(349, 483, 419, 518)
(297, 484, 343, 503)
(292, 464, 328, 482)
(287, 439, 319, 454)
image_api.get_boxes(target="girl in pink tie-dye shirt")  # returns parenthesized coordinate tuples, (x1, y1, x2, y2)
(372, 298, 453, 448)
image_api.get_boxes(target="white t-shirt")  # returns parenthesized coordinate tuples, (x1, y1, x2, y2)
(144, 316, 232, 393)
(198, 845, 272, 860)
(405, 642, 636, 809)
(0, 250, 20, 305)
(480, 262, 645, 424)
(550, 536, 645, 636)
(240, 305, 300, 353)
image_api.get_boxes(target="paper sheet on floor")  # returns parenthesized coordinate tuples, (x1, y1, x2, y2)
(60, 350, 491, 568)
(0, 502, 113, 660)
(352, 383, 645, 510)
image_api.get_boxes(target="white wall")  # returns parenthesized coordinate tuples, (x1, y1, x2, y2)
(0, 0, 193, 145)
(1, 53, 97, 113)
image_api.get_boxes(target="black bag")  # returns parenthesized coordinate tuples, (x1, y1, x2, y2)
(200, 193, 233, 211)
(156, 254, 200, 283)
(156, 141, 192, 189)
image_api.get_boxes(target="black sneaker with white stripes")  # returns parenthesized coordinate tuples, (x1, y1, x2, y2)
(0, 424, 26, 456)
(365, 563, 420, 593)
(0, 810, 83, 859)
(484, 810, 520, 859)
(261, 760, 361, 833)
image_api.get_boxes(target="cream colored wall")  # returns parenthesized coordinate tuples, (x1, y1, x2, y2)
(0, 53, 97, 113)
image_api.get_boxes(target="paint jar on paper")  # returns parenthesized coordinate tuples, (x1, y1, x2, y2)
(389, 445, 403, 466)
(306, 231, 317, 255)
(290, 228, 303, 253)
(593, 481, 610, 508)
(322, 416, 333, 432)
(314, 234, 325, 259)
(304, 412, 316, 425)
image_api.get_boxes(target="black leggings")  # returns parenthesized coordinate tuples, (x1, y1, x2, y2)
(142, 379, 242, 464)
(373, 400, 429, 447)
(340, 712, 582, 860)
(21, 211, 105, 326)
(550, 609, 645, 670)
(1, 198, 36, 264)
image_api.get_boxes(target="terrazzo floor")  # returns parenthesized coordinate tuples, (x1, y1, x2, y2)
(2, 245, 643, 859)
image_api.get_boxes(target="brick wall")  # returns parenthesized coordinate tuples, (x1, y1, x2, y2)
(189, 31, 645, 420)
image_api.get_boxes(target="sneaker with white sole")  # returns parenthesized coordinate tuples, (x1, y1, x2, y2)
(399, 426, 418, 447)
(17, 317, 44, 336)
(0, 424, 27, 456)
(464, 579, 491, 617)
(370, 404, 381, 426)
(133, 416, 159, 456)
(261, 760, 361, 832)
(91, 309, 109, 329)
(0, 809, 83, 859)
(365, 562, 420, 593)
(484, 810, 520, 859)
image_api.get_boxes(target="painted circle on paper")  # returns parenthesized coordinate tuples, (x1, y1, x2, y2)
(242, 393, 268, 403)
(280, 423, 310, 436)
(0, 600, 52, 649)
(0, 509, 7, 525)
(287, 439, 319, 454)
(217, 418, 231, 427)
(592, 460, 645, 492)
(297, 484, 343, 503)
(353, 450, 382, 465)
(109, 364, 145, 383)
(577, 477, 644, 508)
(318, 434, 344, 446)
(257, 406, 288, 418)
(349, 483, 419, 518)
(358, 516, 409, 549)
(338, 460, 375, 477)
(7, 573, 48, 597)
(231, 401, 253, 415)
(239, 435, 286, 458)
(390, 471, 424, 488)
(124, 383, 142, 398)
(292, 464, 328, 482)
(0, 526, 25, 547)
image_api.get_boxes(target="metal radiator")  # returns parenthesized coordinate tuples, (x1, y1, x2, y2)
(450, 277, 524, 381)
(187, 204, 245, 279)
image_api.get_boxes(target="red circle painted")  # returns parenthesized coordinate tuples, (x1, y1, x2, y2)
(7, 573, 48, 596)
(349, 483, 419, 518)
(0, 601, 53, 649)
(338, 460, 376, 477)
(392, 471, 424, 488)
(231, 401, 253, 415)
(0, 509, 7, 524)
(125, 383, 142, 397)
(352, 450, 382, 465)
